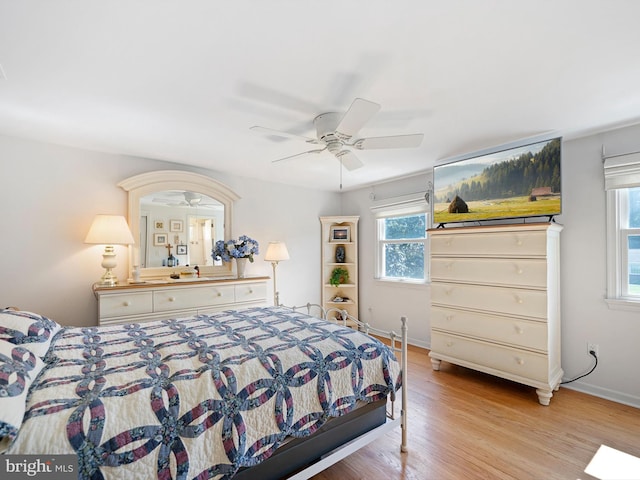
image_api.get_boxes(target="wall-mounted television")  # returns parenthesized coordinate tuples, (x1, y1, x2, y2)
(432, 137, 561, 227)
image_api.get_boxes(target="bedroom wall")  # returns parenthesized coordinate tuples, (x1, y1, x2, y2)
(343, 123, 640, 408)
(0, 134, 339, 327)
(2, 122, 639, 408)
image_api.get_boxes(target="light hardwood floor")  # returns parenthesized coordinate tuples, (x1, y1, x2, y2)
(312, 345, 640, 480)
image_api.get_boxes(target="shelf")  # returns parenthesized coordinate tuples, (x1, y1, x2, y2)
(321, 216, 359, 325)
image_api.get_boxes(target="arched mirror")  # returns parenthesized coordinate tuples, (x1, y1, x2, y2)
(118, 170, 240, 279)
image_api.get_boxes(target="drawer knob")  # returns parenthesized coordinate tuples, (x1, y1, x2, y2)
(515, 357, 525, 365)
(515, 238, 523, 246)
(446, 341, 453, 347)
(248, 289, 253, 294)
(515, 295, 523, 304)
(168, 297, 175, 302)
(515, 326, 524, 334)
(216, 292, 222, 297)
(446, 315, 453, 321)
(123, 301, 131, 307)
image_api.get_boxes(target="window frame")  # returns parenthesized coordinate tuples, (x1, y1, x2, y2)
(371, 194, 430, 284)
(604, 153, 640, 311)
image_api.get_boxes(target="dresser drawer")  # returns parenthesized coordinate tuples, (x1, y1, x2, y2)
(430, 230, 548, 257)
(431, 257, 547, 288)
(99, 292, 153, 318)
(235, 282, 267, 303)
(153, 284, 235, 312)
(431, 306, 548, 352)
(431, 332, 549, 383)
(431, 282, 548, 319)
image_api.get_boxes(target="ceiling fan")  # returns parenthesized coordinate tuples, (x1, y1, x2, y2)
(151, 191, 219, 208)
(251, 98, 424, 171)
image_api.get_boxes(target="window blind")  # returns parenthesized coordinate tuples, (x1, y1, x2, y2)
(604, 151, 640, 190)
(370, 192, 429, 217)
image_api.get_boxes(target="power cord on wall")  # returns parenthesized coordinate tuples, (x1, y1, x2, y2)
(560, 349, 598, 385)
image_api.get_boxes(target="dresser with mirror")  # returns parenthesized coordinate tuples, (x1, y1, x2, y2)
(93, 170, 269, 325)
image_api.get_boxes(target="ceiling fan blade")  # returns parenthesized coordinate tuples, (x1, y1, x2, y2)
(336, 150, 364, 171)
(335, 98, 381, 139)
(271, 148, 327, 164)
(251, 125, 318, 144)
(351, 133, 424, 150)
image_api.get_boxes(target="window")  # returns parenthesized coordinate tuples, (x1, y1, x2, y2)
(370, 190, 430, 282)
(615, 187, 640, 296)
(376, 213, 428, 282)
(605, 153, 640, 309)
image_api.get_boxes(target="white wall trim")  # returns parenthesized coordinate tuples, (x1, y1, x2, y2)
(562, 382, 640, 410)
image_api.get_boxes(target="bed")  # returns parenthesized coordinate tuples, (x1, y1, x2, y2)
(0, 305, 407, 479)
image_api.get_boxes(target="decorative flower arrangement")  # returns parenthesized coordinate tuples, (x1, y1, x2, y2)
(212, 235, 260, 263)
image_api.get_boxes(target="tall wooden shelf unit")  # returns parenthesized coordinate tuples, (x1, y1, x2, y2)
(320, 216, 359, 325)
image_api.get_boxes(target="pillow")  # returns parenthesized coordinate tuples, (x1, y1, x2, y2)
(0, 341, 45, 452)
(0, 309, 61, 358)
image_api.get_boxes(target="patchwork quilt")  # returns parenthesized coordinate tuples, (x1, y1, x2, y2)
(1, 307, 401, 479)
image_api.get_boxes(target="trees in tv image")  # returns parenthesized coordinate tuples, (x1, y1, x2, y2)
(433, 138, 561, 224)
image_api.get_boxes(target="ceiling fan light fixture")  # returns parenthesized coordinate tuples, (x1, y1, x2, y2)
(183, 192, 202, 206)
(252, 97, 424, 169)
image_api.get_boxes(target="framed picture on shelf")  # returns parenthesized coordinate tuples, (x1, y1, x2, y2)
(170, 220, 183, 232)
(153, 233, 167, 246)
(330, 225, 350, 242)
(176, 244, 188, 255)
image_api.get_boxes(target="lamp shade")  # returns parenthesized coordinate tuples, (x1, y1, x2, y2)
(84, 215, 135, 245)
(264, 241, 290, 262)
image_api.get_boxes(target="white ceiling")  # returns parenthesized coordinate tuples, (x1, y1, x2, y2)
(1, 1, 640, 192)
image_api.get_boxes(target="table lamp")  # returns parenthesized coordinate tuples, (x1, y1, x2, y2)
(85, 214, 135, 286)
(264, 241, 290, 306)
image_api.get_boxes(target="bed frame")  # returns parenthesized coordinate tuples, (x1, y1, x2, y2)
(237, 304, 408, 480)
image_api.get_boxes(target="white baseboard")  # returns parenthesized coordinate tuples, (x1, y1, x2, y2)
(422, 341, 640, 409)
(408, 338, 429, 350)
(561, 381, 640, 409)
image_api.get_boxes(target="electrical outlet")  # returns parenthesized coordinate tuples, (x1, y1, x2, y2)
(587, 342, 599, 357)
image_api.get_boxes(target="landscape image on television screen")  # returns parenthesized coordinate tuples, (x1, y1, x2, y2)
(433, 137, 561, 226)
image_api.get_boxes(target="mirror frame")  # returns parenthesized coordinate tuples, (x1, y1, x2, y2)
(118, 170, 240, 279)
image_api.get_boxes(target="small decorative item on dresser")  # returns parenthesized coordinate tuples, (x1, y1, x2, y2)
(212, 235, 260, 262)
(235, 257, 248, 278)
(131, 265, 141, 283)
(212, 235, 260, 278)
(335, 245, 346, 263)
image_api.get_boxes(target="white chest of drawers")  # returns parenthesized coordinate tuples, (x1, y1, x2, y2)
(94, 277, 268, 326)
(428, 223, 563, 405)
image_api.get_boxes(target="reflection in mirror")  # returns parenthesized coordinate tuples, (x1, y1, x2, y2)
(139, 191, 224, 268)
(118, 170, 240, 279)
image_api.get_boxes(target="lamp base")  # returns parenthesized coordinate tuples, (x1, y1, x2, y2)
(98, 268, 118, 287)
(99, 246, 119, 287)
